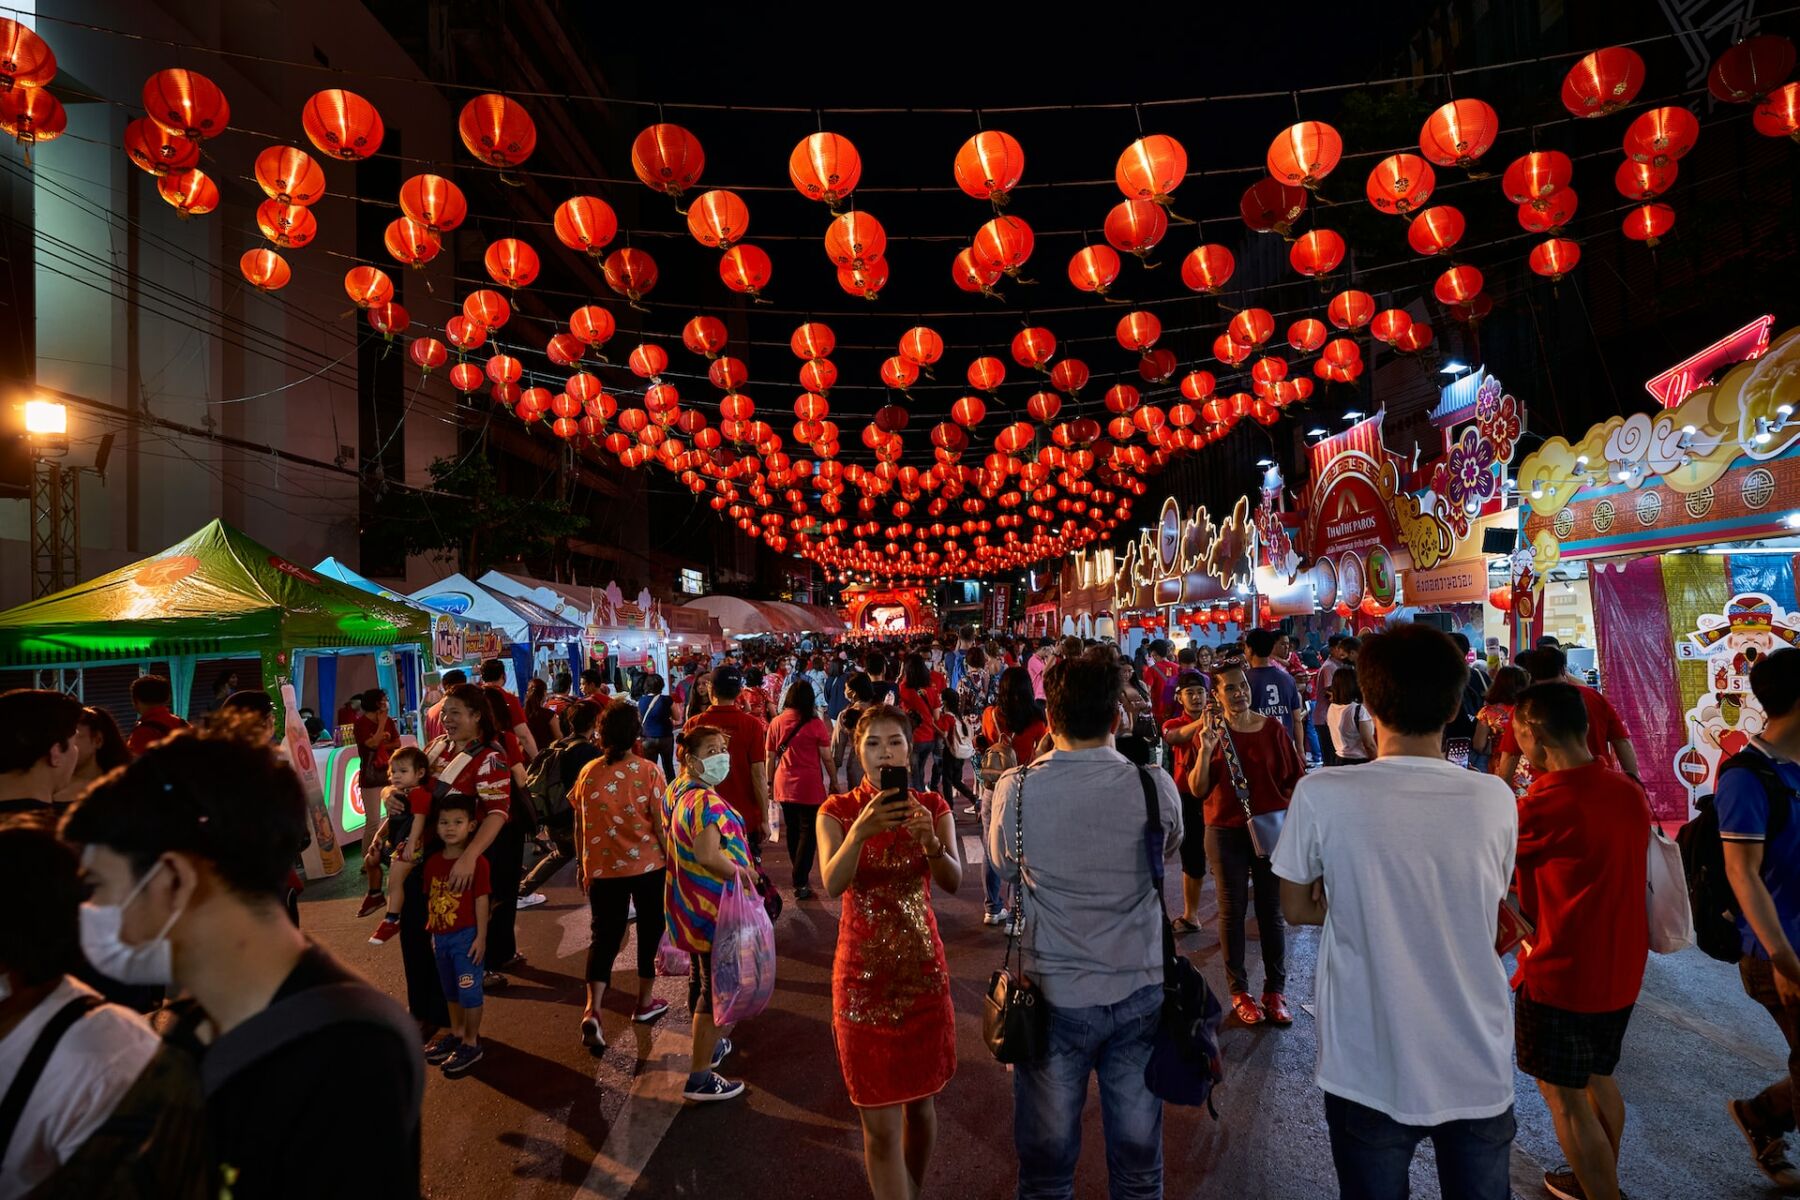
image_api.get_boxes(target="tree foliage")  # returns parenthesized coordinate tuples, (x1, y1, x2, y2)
(366, 448, 586, 576)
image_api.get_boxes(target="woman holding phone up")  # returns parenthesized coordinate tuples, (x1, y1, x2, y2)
(818, 704, 962, 1200)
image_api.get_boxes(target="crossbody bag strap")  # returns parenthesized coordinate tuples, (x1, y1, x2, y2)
(1001, 766, 1030, 974)
(0, 995, 100, 1162)
(1219, 724, 1258, 827)
(1135, 767, 1179, 966)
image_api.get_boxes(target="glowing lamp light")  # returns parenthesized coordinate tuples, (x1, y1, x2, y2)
(24, 398, 66, 435)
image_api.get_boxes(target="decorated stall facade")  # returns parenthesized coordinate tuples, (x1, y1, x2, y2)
(839, 584, 936, 636)
(1515, 320, 1800, 824)
(411, 573, 581, 690)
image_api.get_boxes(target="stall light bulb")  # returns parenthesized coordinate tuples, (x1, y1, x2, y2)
(1575, 454, 1590, 466)
(1530, 486, 1544, 500)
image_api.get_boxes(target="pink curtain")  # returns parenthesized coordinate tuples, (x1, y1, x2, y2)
(1589, 557, 1687, 823)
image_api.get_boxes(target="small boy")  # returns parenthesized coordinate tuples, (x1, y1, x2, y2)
(365, 746, 433, 943)
(421, 793, 491, 1077)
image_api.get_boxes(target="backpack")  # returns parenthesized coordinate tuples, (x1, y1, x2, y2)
(977, 733, 1018, 788)
(1679, 749, 1794, 962)
(526, 737, 581, 822)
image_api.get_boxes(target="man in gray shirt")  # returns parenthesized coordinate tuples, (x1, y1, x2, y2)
(989, 649, 1183, 1199)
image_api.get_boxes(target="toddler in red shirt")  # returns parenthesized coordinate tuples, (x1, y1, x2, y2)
(421, 793, 492, 1077)
(365, 747, 434, 943)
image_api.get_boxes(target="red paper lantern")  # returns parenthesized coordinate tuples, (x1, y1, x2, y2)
(632, 124, 704, 197)
(1517, 189, 1578, 234)
(0, 86, 63, 147)
(1407, 206, 1465, 255)
(792, 322, 835, 360)
(368, 301, 409, 339)
(449, 362, 484, 393)
(570, 305, 614, 347)
(1622, 203, 1675, 246)
(459, 93, 535, 167)
(1289, 228, 1345, 278)
(795, 392, 831, 421)
(951, 396, 988, 427)
(1366, 153, 1435, 214)
(1116, 134, 1186, 204)
(709, 357, 746, 390)
(1322, 338, 1361, 368)
(464, 289, 510, 329)
(544, 196, 616, 260)
(1266, 120, 1342, 187)
(239, 249, 290, 292)
(1614, 159, 1677, 200)
(973, 214, 1034, 276)
(1181, 370, 1217, 401)
(790, 132, 861, 205)
(838, 259, 888, 299)
(546, 334, 585, 368)
(952, 248, 1002, 295)
(1228, 308, 1275, 347)
(409, 336, 447, 373)
(678, 189, 747, 250)
(124, 117, 199, 176)
(381, 216, 438, 267)
(253, 146, 323, 206)
(1288, 318, 1327, 353)
(1104, 200, 1168, 262)
(604, 248, 659, 302)
(1068, 244, 1122, 293)
(1503, 150, 1573, 205)
(825, 210, 885, 269)
(1050, 359, 1089, 393)
(1140, 349, 1178, 383)
(0, 17, 56, 92)
(302, 89, 383, 160)
(900, 326, 944, 368)
(143, 69, 229, 140)
(1240, 178, 1307, 235)
(1370, 308, 1413, 345)
(1250, 356, 1288, 386)
(955, 130, 1025, 203)
(882, 356, 919, 391)
(1214, 334, 1251, 366)
(1180, 244, 1234, 294)
(967, 356, 1006, 392)
(629, 343, 669, 381)
(1418, 99, 1499, 167)
(1709, 34, 1796, 103)
(1116, 310, 1161, 352)
(720, 244, 772, 297)
(344, 267, 394, 309)
(1395, 324, 1434, 354)
(391, 177, 463, 241)
(1562, 46, 1645, 117)
(1756, 82, 1800, 141)
(484, 238, 538, 288)
(1529, 238, 1581, 280)
(1625, 107, 1700, 166)
(683, 315, 727, 358)
(1328, 289, 1375, 330)
(157, 169, 218, 218)
(256, 201, 316, 249)
(801, 359, 837, 393)
(1434, 265, 1484, 305)
(1012, 327, 1056, 369)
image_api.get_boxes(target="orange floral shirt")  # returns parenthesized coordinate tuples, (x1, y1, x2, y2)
(572, 752, 669, 879)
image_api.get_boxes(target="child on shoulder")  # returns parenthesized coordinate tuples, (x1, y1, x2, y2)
(363, 746, 433, 942)
(421, 792, 491, 1077)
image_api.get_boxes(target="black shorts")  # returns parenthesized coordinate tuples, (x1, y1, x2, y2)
(1178, 792, 1207, 878)
(1515, 987, 1634, 1088)
(688, 951, 714, 1017)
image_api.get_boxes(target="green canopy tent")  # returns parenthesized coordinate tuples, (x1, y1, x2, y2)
(0, 519, 431, 723)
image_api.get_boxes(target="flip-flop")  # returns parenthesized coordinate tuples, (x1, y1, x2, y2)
(1171, 917, 1201, 934)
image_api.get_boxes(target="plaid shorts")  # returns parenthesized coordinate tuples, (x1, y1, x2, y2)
(1514, 987, 1634, 1089)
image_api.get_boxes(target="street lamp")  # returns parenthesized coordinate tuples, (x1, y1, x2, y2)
(24, 398, 67, 438)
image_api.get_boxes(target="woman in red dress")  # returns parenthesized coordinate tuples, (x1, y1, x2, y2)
(818, 704, 961, 1200)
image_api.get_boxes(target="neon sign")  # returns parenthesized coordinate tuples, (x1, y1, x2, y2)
(1644, 314, 1774, 408)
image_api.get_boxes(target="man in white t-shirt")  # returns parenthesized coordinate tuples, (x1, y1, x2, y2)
(1272, 622, 1518, 1200)
(0, 825, 160, 1198)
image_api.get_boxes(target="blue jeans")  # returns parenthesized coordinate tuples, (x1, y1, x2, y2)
(911, 740, 939, 790)
(1323, 1092, 1514, 1200)
(1013, 981, 1164, 1200)
(432, 925, 484, 1009)
(1304, 720, 1322, 762)
(979, 788, 1012, 917)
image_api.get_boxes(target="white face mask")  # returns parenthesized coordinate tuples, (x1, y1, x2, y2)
(79, 859, 183, 986)
(695, 752, 732, 787)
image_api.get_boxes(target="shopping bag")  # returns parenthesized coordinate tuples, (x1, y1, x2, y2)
(1647, 824, 1695, 955)
(655, 931, 691, 977)
(711, 869, 777, 1024)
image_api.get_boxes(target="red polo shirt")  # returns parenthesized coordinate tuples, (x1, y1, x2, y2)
(126, 707, 188, 756)
(684, 703, 768, 836)
(1498, 683, 1627, 766)
(1515, 760, 1650, 1012)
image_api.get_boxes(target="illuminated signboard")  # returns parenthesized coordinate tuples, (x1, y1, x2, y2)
(1644, 314, 1774, 408)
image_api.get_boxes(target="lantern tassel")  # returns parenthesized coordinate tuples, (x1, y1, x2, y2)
(498, 171, 526, 188)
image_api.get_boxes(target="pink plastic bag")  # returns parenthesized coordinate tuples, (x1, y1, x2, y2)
(655, 931, 691, 977)
(711, 869, 776, 1024)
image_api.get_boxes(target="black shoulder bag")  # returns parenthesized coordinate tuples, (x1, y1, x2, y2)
(983, 766, 1048, 1063)
(1137, 766, 1227, 1110)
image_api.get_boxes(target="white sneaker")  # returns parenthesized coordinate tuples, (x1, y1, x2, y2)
(983, 908, 1010, 926)
(517, 892, 547, 910)
(627, 899, 638, 922)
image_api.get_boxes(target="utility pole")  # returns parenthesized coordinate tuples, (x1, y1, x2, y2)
(29, 458, 78, 597)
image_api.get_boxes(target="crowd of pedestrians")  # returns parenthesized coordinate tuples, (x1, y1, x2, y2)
(1, 615, 1791, 1200)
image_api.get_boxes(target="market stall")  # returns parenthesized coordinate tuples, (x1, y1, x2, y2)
(410, 572, 582, 691)
(0, 520, 429, 875)
(1515, 318, 1800, 825)
(837, 584, 935, 636)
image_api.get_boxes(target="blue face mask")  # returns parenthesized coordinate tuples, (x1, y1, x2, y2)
(696, 752, 733, 787)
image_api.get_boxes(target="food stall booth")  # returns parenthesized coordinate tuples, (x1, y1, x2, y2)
(1514, 317, 1800, 826)
(410, 572, 581, 693)
(0, 520, 430, 877)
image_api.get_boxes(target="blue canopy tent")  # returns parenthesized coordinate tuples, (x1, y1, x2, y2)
(410, 573, 581, 692)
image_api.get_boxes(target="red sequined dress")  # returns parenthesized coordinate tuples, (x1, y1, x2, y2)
(818, 782, 956, 1108)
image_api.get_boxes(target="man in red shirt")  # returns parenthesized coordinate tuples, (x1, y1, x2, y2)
(684, 666, 770, 855)
(126, 674, 188, 756)
(1159, 669, 1211, 933)
(1495, 647, 1637, 788)
(480, 658, 538, 760)
(1143, 640, 1178, 728)
(1512, 681, 1651, 1200)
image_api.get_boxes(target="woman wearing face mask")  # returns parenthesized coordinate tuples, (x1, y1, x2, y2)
(663, 726, 754, 1102)
(60, 728, 422, 1197)
(817, 705, 961, 1200)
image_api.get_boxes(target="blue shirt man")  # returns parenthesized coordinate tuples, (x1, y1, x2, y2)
(1718, 736, 1800, 959)
(1244, 627, 1306, 761)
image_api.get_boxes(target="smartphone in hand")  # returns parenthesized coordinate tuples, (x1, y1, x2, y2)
(878, 764, 910, 802)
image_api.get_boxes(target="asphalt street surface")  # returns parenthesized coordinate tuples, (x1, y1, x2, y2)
(305, 803, 1789, 1198)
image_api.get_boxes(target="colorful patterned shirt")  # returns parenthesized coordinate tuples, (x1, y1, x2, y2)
(663, 777, 752, 953)
(572, 753, 668, 879)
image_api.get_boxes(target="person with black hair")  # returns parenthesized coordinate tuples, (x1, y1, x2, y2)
(1243, 628, 1307, 762)
(1494, 646, 1637, 787)
(1326, 667, 1375, 766)
(767, 679, 834, 900)
(0, 823, 174, 1195)
(363, 746, 435, 938)
(831, 673, 877, 791)
(636, 674, 676, 776)
(1510, 682, 1650, 1200)
(898, 654, 942, 790)
(1724, 647, 1800, 1190)
(423, 669, 467, 744)
(517, 698, 605, 909)
(61, 727, 422, 1196)
(580, 666, 610, 704)
(125, 675, 187, 757)
(419, 792, 492, 1077)
(479, 658, 538, 761)
(1273, 623, 1518, 1199)
(524, 677, 562, 751)
(210, 670, 239, 710)
(683, 667, 771, 856)
(0, 689, 83, 820)
(1161, 668, 1214, 933)
(53, 705, 131, 806)
(1473, 664, 1532, 787)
